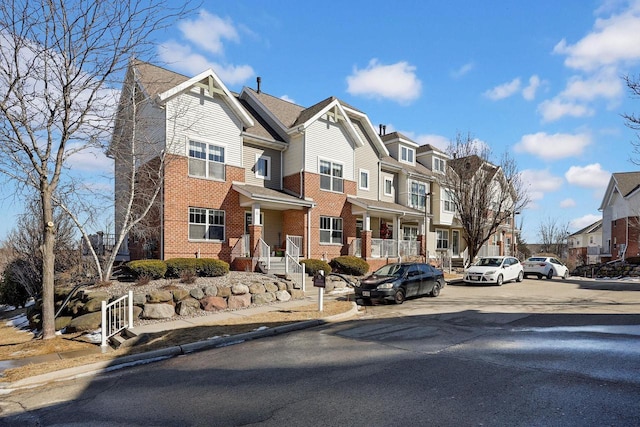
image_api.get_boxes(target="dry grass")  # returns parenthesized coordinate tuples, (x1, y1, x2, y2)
(0, 300, 355, 383)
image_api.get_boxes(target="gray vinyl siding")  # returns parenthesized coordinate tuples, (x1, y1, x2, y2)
(380, 171, 396, 203)
(164, 90, 243, 167)
(353, 119, 379, 200)
(243, 143, 281, 189)
(283, 133, 304, 178)
(304, 117, 355, 181)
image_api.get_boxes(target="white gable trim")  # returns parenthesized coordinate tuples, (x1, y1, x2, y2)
(289, 99, 364, 147)
(240, 88, 291, 141)
(342, 105, 390, 156)
(157, 69, 254, 128)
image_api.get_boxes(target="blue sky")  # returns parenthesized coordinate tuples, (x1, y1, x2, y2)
(2, 0, 640, 244)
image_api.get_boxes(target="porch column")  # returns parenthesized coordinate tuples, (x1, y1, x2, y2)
(249, 203, 262, 257)
(396, 215, 401, 258)
(361, 230, 372, 260)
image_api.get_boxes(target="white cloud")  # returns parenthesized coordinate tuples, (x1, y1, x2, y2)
(537, 98, 594, 122)
(346, 59, 422, 104)
(413, 134, 450, 151)
(66, 147, 113, 173)
(158, 41, 253, 85)
(451, 62, 475, 78)
(178, 10, 239, 55)
(484, 78, 521, 100)
(553, 3, 640, 71)
(514, 132, 592, 161)
(560, 68, 623, 101)
(280, 95, 296, 103)
(570, 213, 602, 231)
(560, 198, 576, 208)
(522, 75, 543, 100)
(565, 163, 611, 188)
(520, 169, 564, 202)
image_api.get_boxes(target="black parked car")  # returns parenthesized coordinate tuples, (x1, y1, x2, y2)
(354, 262, 445, 304)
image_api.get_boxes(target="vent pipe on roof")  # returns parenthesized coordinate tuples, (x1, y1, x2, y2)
(257, 76, 261, 94)
(383, 125, 386, 135)
(379, 124, 383, 136)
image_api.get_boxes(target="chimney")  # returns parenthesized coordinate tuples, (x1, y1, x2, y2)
(379, 124, 383, 136)
(257, 76, 261, 94)
(382, 125, 386, 135)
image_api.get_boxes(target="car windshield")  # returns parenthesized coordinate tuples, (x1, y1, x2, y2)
(528, 257, 546, 262)
(373, 264, 407, 277)
(477, 258, 502, 267)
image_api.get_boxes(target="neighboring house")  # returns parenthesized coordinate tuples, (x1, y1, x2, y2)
(598, 172, 640, 261)
(567, 220, 603, 266)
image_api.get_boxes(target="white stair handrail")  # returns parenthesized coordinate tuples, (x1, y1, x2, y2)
(101, 290, 133, 348)
(258, 238, 270, 270)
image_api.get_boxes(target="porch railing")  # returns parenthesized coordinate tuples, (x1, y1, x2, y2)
(286, 254, 306, 292)
(372, 239, 398, 258)
(477, 244, 500, 258)
(258, 238, 270, 271)
(399, 240, 420, 257)
(350, 238, 361, 257)
(101, 290, 133, 348)
(286, 235, 302, 261)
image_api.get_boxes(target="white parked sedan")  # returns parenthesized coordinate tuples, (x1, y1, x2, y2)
(463, 256, 524, 286)
(523, 257, 569, 280)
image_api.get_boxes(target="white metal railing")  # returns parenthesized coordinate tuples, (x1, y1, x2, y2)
(351, 238, 362, 257)
(258, 238, 270, 270)
(285, 253, 306, 292)
(371, 239, 398, 258)
(399, 240, 420, 257)
(286, 235, 302, 261)
(478, 244, 500, 258)
(242, 234, 250, 257)
(101, 290, 133, 348)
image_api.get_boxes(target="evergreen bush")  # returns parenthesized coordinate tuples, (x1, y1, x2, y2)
(126, 259, 167, 279)
(329, 256, 369, 276)
(300, 259, 331, 276)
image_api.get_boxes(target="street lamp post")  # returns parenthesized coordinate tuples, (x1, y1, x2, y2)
(512, 210, 520, 257)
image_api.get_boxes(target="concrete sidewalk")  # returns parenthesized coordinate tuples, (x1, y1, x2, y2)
(0, 288, 358, 391)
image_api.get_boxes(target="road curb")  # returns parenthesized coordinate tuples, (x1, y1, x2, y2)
(1, 302, 358, 392)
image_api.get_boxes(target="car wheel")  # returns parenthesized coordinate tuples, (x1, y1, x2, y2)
(430, 283, 441, 297)
(562, 270, 569, 280)
(394, 289, 405, 304)
(496, 274, 503, 286)
(546, 270, 553, 280)
(537, 274, 542, 279)
(359, 297, 372, 306)
(516, 271, 524, 282)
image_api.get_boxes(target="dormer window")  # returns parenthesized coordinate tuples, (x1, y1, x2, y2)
(433, 157, 446, 173)
(400, 145, 415, 164)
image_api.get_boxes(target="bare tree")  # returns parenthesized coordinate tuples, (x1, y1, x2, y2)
(623, 74, 640, 165)
(538, 216, 570, 257)
(442, 132, 530, 266)
(0, 0, 188, 339)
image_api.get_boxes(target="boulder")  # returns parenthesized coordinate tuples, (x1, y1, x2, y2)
(83, 297, 109, 313)
(252, 292, 275, 305)
(80, 291, 110, 302)
(147, 290, 173, 303)
(276, 282, 287, 291)
(217, 286, 232, 298)
(200, 296, 227, 312)
(228, 293, 252, 309)
(231, 284, 249, 295)
(176, 298, 201, 316)
(265, 282, 279, 293)
(204, 285, 218, 296)
(67, 299, 84, 315)
(275, 290, 291, 302)
(190, 288, 204, 300)
(290, 289, 305, 299)
(248, 283, 266, 294)
(142, 303, 175, 319)
(133, 293, 147, 306)
(172, 289, 190, 302)
(67, 311, 102, 332)
(55, 316, 73, 331)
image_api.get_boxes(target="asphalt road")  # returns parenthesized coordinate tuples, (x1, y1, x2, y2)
(2, 277, 640, 426)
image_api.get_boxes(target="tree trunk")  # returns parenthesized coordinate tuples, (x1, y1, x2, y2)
(40, 188, 56, 340)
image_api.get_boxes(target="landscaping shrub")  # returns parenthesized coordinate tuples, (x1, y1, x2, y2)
(0, 273, 30, 308)
(301, 259, 331, 276)
(126, 260, 167, 280)
(165, 258, 229, 278)
(329, 256, 369, 276)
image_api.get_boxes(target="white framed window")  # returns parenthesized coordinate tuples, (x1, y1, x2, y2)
(319, 159, 343, 193)
(244, 211, 265, 234)
(433, 157, 446, 173)
(384, 177, 393, 196)
(443, 190, 454, 212)
(409, 180, 427, 210)
(436, 229, 449, 250)
(188, 140, 225, 180)
(359, 169, 369, 190)
(255, 154, 271, 180)
(403, 226, 418, 240)
(400, 145, 415, 164)
(320, 216, 343, 244)
(189, 207, 225, 241)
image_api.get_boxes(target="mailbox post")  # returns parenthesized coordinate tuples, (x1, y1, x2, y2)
(313, 270, 326, 312)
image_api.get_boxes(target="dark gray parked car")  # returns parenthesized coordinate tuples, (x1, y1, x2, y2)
(354, 262, 445, 304)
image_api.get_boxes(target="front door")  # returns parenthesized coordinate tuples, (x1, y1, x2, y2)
(452, 230, 460, 256)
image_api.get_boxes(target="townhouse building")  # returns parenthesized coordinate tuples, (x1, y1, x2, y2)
(599, 172, 640, 261)
(567, 219, 603, 266)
